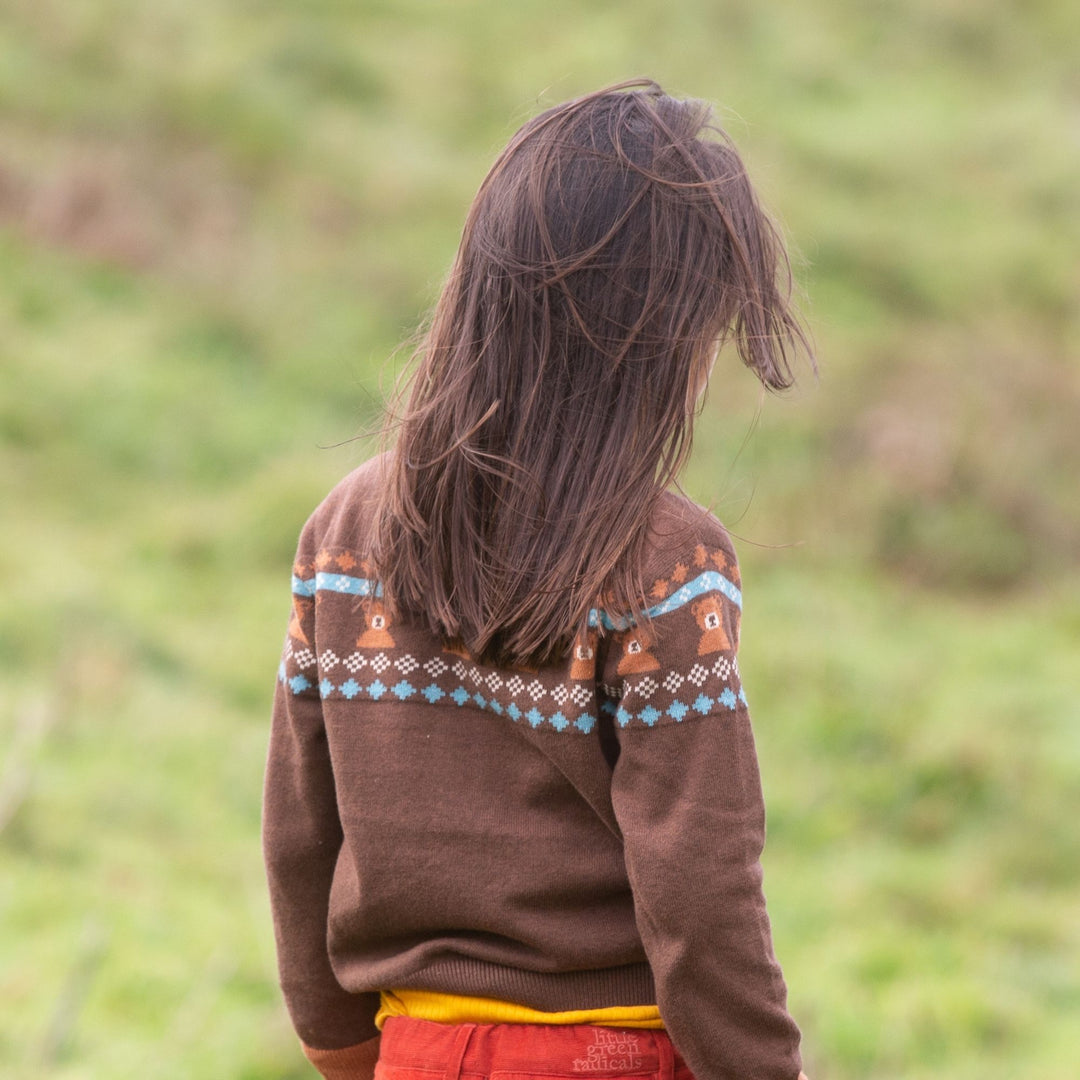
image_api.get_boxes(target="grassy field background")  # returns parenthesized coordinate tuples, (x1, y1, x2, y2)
(1, 1, 1078, 1077)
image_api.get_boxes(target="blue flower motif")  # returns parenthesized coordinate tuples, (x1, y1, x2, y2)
(693, 694, 712, 714)
(450, 687, 469, 706)
(550, 711, 568, 731)
(526, 708, 543, 728)
(719, 688, 737, 710)
(473, 692, 486, 708)
(288, 674, 311, 694)
(422, 684, 445, 703)
(368, 680, 387, 700)
(575, 714, 596, 734)
(319, 679, 335, 698)
(392, 681, 415, 700)
(615, 706, 632, 728)
(639, 705, 661, 727)
(340, 679, 361, 699)
(507, 702, 521, 720)
(668, 700, 689, 721)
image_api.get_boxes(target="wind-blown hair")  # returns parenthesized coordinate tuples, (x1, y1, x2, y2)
(368, 79, 812, 668)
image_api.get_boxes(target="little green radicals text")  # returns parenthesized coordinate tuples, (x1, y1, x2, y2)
(572, 1029, 645, 1072)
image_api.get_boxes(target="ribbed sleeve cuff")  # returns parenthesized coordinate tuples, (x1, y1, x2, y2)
(302, 1034, 381, 1080)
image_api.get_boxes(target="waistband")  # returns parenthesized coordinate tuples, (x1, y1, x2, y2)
(380, 1015, 690, 1080)
(376, 988, 664, 1030)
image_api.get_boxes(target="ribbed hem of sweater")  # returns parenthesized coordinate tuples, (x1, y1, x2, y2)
(339, 958, 658, 1014)
(302, 1034, 381, 1080)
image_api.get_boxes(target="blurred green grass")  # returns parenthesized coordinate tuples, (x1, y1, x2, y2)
(1, 1, 1078, 1077)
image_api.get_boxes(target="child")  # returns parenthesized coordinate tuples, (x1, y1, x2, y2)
(263, 79, 814, 1080)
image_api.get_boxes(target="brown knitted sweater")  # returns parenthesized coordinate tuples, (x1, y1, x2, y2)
(262, 455, 802, 1079)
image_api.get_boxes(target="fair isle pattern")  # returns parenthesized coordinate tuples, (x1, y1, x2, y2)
(279, 638, 747, 734)
(592, 568, 740, 629)
(605, 670, 748, 728)
(293, 569, 739, 624)
(282, 543, 747, 733)
(280, 640, 601, 733)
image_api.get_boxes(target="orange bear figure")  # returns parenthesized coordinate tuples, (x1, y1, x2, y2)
(442, 637, 472, 661)
(356, 599, 395, 649)
(440, 635, 475, 660)
(570, 626, 599, 680)
(287, 597, 310, 645)
(692, 595, 732, 655)
(443, 635, 539, 673)
(616, 625, 660, 675)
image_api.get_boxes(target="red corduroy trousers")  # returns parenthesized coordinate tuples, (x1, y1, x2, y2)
(376, 1016, 696, 1080)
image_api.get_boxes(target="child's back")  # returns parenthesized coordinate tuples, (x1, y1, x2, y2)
(263, 79, 813, 1080)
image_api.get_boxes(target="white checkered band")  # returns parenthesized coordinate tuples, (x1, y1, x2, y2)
(636, 676, 658, 699)
(571, 686, 592, 707)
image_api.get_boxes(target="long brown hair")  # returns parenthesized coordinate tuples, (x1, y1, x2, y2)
(368, 78, 812, 668)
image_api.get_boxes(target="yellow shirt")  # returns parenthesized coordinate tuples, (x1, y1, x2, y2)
(376, 988, 665, 1030)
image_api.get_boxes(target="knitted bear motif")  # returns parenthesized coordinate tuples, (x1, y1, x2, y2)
(692, 595, 731, 655)
(569, 625, 599, 681)
(616, 625, 660, 675)
(356, 599, 395, 649)
(287, 597, 310, 645)
(442, 636, 539, 674)
(442, 637, 472, 661)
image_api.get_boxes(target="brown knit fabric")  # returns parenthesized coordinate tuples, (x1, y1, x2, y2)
(263, 455, 802, 1079)
(302, 1034, 381, 1080)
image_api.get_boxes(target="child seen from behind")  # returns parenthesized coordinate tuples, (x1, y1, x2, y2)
(264, 78, 815, 1080)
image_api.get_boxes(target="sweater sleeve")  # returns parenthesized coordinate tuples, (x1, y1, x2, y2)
(602, 539, 801, 1080)
(262, 533, 382, 1067)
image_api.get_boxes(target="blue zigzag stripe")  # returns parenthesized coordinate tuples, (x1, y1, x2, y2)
(588, 570, 741, 631)
(293, 574, 382, 598)
(295, 569, 738, 626)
